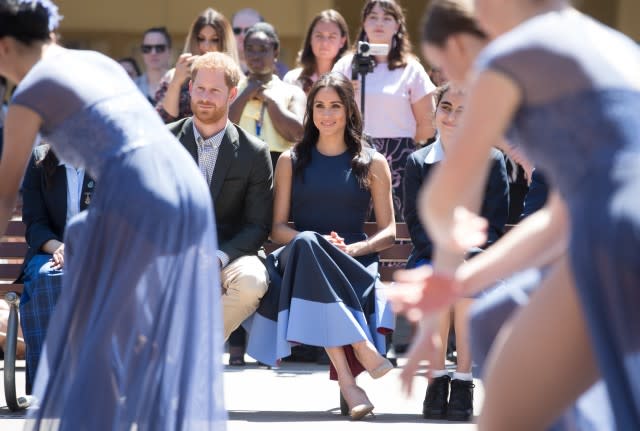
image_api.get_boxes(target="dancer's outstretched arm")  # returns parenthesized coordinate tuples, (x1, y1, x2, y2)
(390, 191, 569, 394)
(457, 191, 568, 295)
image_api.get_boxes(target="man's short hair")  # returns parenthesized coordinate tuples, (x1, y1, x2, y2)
(191, 52, 242, 89)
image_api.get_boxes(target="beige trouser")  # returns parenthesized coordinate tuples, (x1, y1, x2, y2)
(221, 255, 269, 341)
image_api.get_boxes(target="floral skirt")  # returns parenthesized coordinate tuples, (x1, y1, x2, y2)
(368, 136, 416, 221)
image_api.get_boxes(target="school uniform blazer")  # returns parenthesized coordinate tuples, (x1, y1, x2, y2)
(168, 117, 273, 263)
(403, 143, 510, 269)
(19, 151, 94, 280)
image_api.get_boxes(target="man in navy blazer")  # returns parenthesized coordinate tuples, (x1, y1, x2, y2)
(168, 52, 273, 341)
(403, 141, 510, 268)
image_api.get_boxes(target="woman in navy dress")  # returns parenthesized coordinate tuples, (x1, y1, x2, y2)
(246, 72, 395, 420)
(0, 1, 225, 429)
(390, 0, 640, 429)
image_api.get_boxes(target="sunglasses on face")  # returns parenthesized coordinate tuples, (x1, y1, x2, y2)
(141, 44, 167, 54)
(233, 27, 251, 36)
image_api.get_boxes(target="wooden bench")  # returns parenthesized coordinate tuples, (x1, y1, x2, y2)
(0, 219, 413, 413)
(1, 217, 29, 411)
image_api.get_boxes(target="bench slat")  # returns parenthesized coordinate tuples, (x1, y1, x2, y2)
(5, 220, 25, 237)
(0, 264, 22, 280)
(379, 243, 413, 260)
(0, 242, 28, 258)
(379, 267, 398, 283)
(362, 222, 410, 240)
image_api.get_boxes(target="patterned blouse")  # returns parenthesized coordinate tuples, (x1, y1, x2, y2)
(154, 70, 192, 123)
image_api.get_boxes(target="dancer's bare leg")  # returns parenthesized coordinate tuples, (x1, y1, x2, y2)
(430, 310, 451, 371)
(453, 299, 473, 373)
(479, 256, 599, 431)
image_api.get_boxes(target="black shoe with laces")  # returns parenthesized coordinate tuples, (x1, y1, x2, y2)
(446, 379, 474, 421)
(422, 375, 451, 419)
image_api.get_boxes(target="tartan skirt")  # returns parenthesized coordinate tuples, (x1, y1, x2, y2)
(19, 253, 63, 393)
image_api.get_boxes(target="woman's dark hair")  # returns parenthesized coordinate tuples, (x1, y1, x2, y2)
(118, 57, 141, 77)
(0, 0, 53, 45)
(296, 9, 349, 93)
(184, 7, 238, 64)
(244, 22, 280, 52)
(34, 144, 59, 190)
(421, 0, 487, 47)
(433, 83, 451, 108)
(294, 72, 371, 188)
(143, 26, 172, 48)
(355, 0, 412, 70)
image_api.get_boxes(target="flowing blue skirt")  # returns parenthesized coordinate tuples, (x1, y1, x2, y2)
(245, 231, 394, 379)
(26, 142, 226, 430)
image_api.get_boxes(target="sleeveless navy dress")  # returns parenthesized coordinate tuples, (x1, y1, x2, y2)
(246, 147, 394, 379)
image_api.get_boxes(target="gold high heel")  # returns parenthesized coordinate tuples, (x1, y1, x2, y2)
(340, 384, 374, 420)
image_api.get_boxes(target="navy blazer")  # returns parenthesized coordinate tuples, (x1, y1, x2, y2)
(403, 144, 510, 269)
(168, 118, 273, 263)
(19, 150, 94, 280)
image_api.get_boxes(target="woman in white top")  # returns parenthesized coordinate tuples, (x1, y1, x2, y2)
(333, 0, 436, 219)
(283, 9, 349, 94)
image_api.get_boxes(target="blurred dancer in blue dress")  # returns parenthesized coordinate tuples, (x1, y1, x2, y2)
(390, 0, 640, 429)
(0, 1, 226, 429)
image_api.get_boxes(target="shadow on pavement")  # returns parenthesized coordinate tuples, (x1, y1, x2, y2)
(229, 409, 475, 424)
(0, 407, 28, 419)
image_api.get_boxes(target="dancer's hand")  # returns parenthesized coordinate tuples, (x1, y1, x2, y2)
(388, 266, 460, 321)
(50, 243, 65, 270)
(450, 206, 488, 253)
(399, 318, 443, 396)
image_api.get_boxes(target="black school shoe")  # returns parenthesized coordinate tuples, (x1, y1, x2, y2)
(422, 375, 451, 419)
(446, 379, 475, 421)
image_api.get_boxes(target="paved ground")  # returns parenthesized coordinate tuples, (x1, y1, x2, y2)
(1, 356, 481, 430)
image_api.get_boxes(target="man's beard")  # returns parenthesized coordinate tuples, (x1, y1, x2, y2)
(192, 101, 226, 124)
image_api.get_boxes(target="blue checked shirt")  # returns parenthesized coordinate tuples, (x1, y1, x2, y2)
(193, 121, 231, 267)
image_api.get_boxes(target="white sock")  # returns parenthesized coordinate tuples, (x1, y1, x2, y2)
(452, 371, 473, 381)
(431, 369, 448, 378)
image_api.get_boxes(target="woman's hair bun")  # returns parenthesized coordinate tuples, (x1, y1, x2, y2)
(0, 0, 63, 44)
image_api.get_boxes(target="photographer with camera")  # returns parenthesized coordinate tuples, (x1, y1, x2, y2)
(333, 0, 436, 219)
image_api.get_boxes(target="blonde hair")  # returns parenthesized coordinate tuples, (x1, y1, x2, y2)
(191, 52, 242, 88)
(183, 8, 240, 64)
